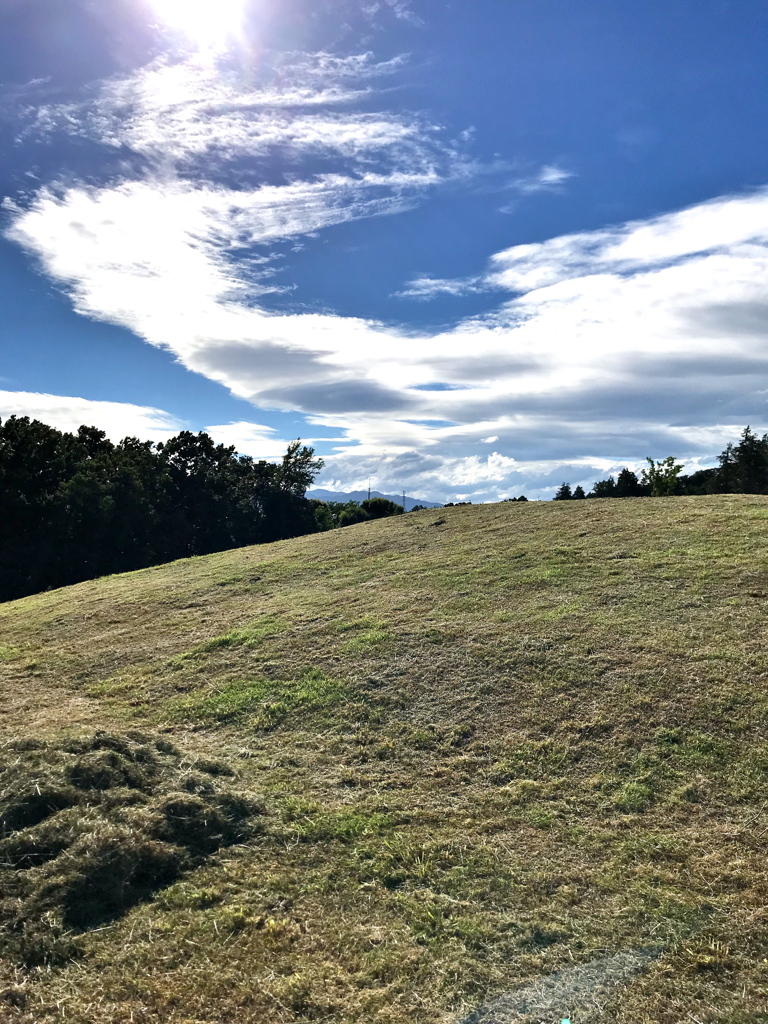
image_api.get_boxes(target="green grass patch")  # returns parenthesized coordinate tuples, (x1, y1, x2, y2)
(613, 780, 656, 813)
(182, 615, 285, 657)
(332, 616, 383, 633)
(164, 668, 347, 728)
(343, 628, 392, 652)
(84, 677, 139, 698)
(278, 799, 392, 843)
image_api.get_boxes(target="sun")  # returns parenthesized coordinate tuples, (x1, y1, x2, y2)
(151, 0, 247, 52)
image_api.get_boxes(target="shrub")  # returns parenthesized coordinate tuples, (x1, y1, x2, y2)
(339, 505, 370, 526)
(642, 456, 683, 497)
(361, 497, 404, 518)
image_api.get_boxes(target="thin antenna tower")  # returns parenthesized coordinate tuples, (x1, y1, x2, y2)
(402, 489, 406, 511)
(367, 478, 371, 501)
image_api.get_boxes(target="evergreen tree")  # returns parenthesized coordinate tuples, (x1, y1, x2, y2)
(615, 468, 645, 497)
(588, 477, 617, 498)
(553, 483, 573, 500)
(717, 427, 768, 494)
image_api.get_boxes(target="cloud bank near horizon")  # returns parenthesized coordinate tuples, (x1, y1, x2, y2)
(0, 390, 185, 442)
(0, 390, 297, 460)
(5, 48, 768, 500)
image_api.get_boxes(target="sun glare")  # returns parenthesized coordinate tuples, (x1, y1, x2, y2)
(151, 0, 247, 51)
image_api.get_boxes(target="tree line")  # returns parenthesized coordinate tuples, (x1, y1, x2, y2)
(554, 427, 768, 500)
(312, 495, 407, 529)
(0, 416, 324, 603)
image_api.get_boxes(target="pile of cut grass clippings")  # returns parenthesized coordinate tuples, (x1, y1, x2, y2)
(0, 730, 264, 966)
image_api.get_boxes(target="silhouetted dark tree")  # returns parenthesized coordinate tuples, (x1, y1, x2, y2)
(716, 427, 768, 494)
(588, 477, 617, 498)
(553, 483, 573, 500)
(673, 428, 768, 495)
(615, 468, 646, 497)
(573, 485, 586, 499)
(586, 468, 649, 499)
(0, 417, 323, 602)
(677, 467, 719, 495)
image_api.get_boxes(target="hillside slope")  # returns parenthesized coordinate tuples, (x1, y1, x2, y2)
(1, 496, 767, 1023)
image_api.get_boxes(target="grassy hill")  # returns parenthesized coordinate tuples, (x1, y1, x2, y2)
(1, 496, 767, 1023)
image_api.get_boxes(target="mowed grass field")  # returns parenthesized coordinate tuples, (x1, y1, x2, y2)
(1, 495, 767, 1023)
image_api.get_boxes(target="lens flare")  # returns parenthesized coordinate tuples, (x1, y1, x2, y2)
(151, 0, 247, 52)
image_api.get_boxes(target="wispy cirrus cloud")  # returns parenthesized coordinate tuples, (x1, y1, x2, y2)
(497, 163, 574, 214)
(394, 274, 487, 300)
(34, 53, 425, 168)
(13, 50, 457, 314)
(508, 163, 573, 195)
(487, 189, 768, 291)
(6, 166, 441, 320)
(362, 0, 424, 27)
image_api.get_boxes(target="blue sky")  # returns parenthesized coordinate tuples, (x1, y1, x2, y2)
(2, 0, 768, 501)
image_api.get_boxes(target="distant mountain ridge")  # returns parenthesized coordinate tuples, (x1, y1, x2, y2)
(307, 488, 441, 511)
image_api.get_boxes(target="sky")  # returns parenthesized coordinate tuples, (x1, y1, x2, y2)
(2, 0, 768, 502)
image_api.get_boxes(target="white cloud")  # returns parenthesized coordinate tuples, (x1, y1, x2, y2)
(508, 163, 574, 195)
(204, 420, 291, 458)
(383, 0, 424, 25)
(8, 47, 768, 502)
(487, 189, 768, 292)
(34, 53, 429, 169)
(0, 391, 184, 441)
(394, 274, 486, 300)
(6, 170, 439, 329)
(362, 1, 425, 27)
(10, 182, 768, 500)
